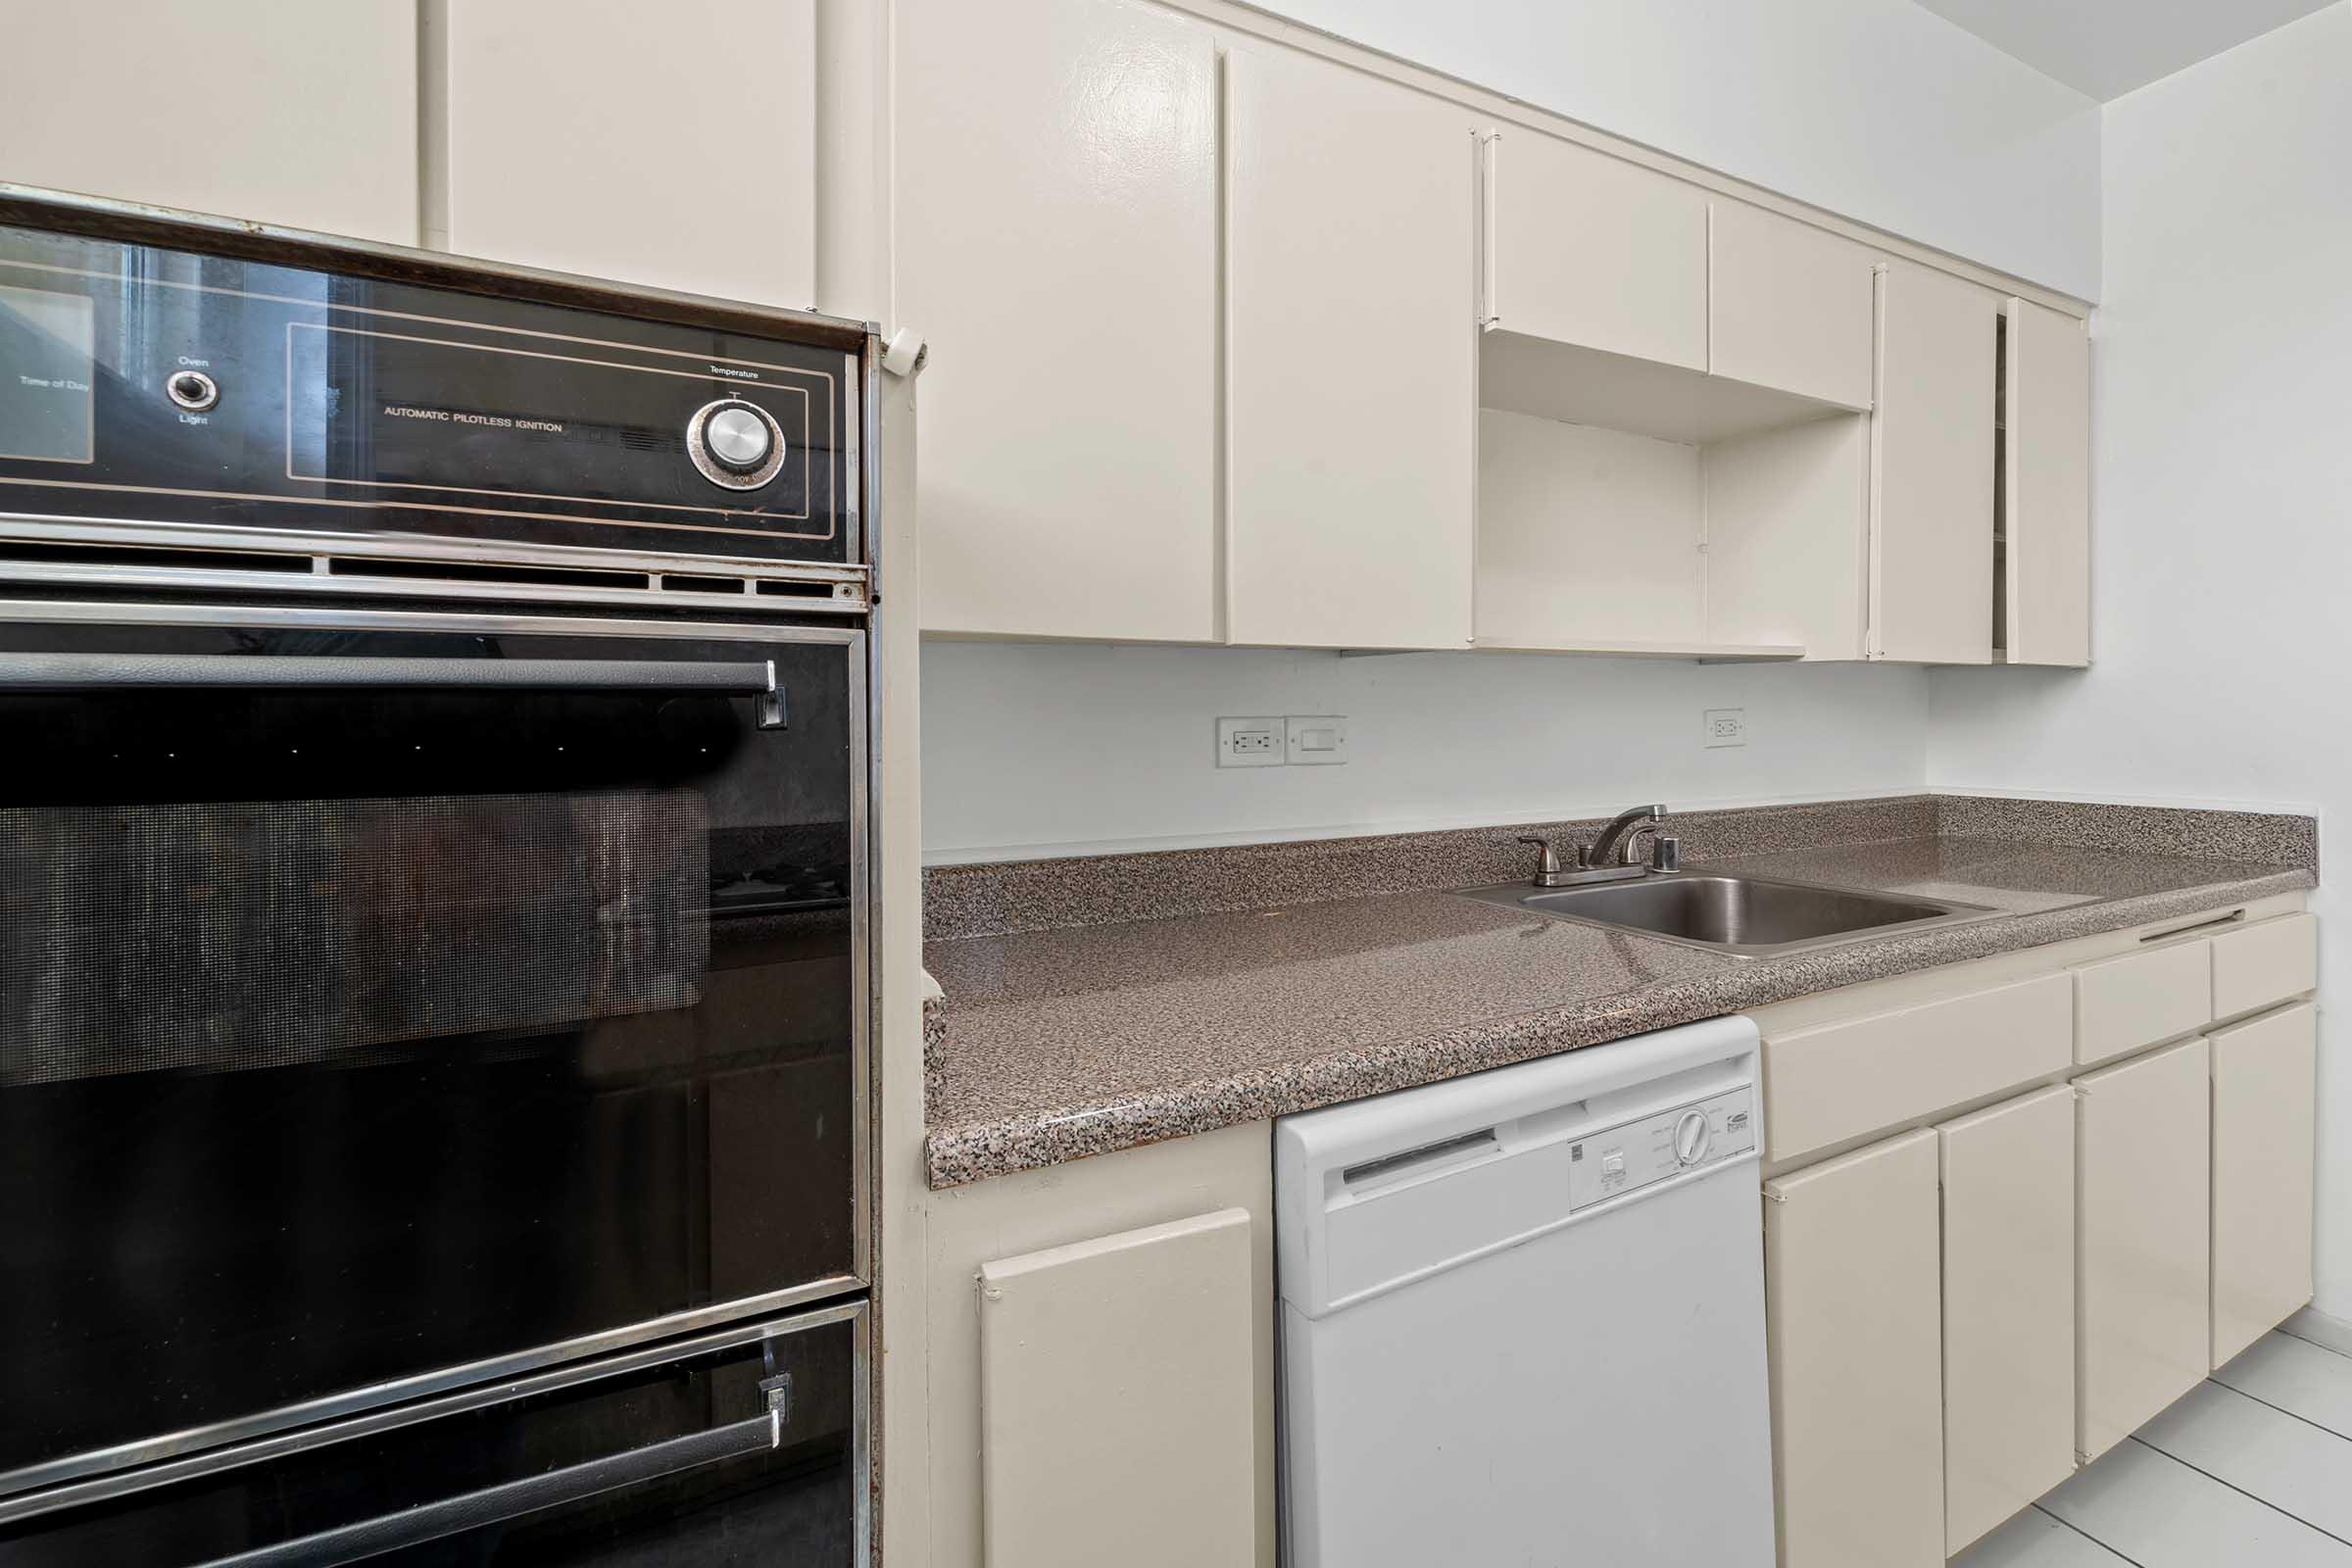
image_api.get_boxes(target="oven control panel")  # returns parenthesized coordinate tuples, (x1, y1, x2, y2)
(0, 213, 862, 567)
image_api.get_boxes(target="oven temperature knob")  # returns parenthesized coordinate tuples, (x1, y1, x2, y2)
(686, 398, 786, 490)
(1673, 1108, 1713, 1166)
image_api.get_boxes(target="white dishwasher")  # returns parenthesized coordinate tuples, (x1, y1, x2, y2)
(1275, 1014, 1775, 1567)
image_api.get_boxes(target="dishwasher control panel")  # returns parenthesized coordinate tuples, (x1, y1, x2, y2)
(1567, 1086, 1755, 1212)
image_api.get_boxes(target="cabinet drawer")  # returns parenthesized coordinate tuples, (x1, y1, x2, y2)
(2212, 913, 2317, 1023)
(1763, 972, 2072, 1164)
(2073, 938, 2212, 1068)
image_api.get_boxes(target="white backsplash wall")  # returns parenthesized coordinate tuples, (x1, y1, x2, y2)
(1250, 0, 2101, 298)
(922, 640, 1928, 861)
(1928, 5, 2352, 1313)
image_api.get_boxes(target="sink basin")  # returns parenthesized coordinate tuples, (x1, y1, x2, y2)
(1455, 872, 1996, 956)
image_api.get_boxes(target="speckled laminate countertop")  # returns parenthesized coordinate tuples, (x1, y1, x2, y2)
(923, 816, 2315, 1188)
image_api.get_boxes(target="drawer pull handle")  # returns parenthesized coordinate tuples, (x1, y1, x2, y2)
(2139, 908, 2246, 943)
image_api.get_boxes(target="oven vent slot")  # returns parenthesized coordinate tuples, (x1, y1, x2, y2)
(0, 529, 867, 612)
(330, 557, 644, 590)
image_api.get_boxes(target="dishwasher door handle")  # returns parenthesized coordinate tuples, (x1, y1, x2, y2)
(0, 653, 787, 727)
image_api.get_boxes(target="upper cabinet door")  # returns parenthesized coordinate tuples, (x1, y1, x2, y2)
(442, 0, 814, 305)
(1872, 261, 1997, 663)
(2004, 299, 2092, 666)
(898, 0, 1217, 643)
(1485, 134, 1707, 370)
(1709, 202, 1875, 408)
(0, 0, 417, 243)
(1225, 49, 1475, 651)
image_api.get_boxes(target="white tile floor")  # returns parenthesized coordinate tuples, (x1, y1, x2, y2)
(1958, 1324, 2352, 1566)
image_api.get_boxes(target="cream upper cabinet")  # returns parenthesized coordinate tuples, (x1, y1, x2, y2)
(2003, 298, 2092, 665)
(1225, 48, 1475, 650)
(1939, 1086, 2077, 1557)
(1872, 261, 1998, 663)
(2211, 1003, 2317, 1368)
(2078, 1035, 2212, 1463)
(900, 0, 1218, 642)
(1483, 133, 1707, 369)
(1708, 202, 1876, 409)
(1764, 1129, 1944, 1568)
(0, 0, 417, 243)
(441, 0, 814, 305)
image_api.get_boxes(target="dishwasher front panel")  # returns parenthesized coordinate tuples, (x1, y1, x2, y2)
(1279, 1157, 1773, 1567)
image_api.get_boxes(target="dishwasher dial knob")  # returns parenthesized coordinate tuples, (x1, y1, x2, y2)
(686, 398, 787, 490)
(1673, 1108, 1713, 1166)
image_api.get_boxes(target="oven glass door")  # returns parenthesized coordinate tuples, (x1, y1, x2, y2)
(0, 614, 863, 1491)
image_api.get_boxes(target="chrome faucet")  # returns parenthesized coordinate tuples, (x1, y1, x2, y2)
(1588, 804, 1667, 868)
(1516, 804, 1678, 889)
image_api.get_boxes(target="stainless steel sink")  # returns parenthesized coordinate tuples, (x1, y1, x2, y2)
(1454, 871, 1997, 956)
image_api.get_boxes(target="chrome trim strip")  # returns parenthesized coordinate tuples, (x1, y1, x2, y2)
(0, 182, 877, 347)
(0, 1299, 870, 1528)
(858, 334, 889, 1562)
(0, 558, 867, 616)
(0, 598, 867, 644)
(0, 512, 870, 584)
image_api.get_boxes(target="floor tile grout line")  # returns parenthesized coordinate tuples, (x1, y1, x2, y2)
(2125, 1432, 2352, 1550)
(2032, 1500, 2147, 1566)
(2278, 1324, 2352, 1362)
(2207, 1371, 2352, 1446)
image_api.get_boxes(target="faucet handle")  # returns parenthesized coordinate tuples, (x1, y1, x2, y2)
(1648, 834, 1682, 873)
(1515, 835, 1562, 879)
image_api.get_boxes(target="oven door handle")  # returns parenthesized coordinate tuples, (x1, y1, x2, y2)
(195, 1403, 785, 1567)
(0, 653, 788, 728)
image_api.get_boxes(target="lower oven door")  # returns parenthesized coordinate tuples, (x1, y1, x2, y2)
(0, 609, 866, 1496)
(0, 1303, 866, 1566)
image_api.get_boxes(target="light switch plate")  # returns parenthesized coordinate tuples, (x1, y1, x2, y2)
(1704, 708, 1747, 748)
(1286, 715, 1348, 765)
(1216, 716, 1285, 767)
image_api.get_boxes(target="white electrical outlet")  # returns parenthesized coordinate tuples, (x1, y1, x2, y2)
(1216, 716, 1286, 767)
(1286, 715, 1348, 765)
(1704, 708, 1747, 748)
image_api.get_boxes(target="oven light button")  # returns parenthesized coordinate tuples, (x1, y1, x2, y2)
(687, 398, 786, 489)
(167, 369, 219, 413)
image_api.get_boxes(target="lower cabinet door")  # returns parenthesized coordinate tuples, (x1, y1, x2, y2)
(1939, 1085, 2077, 1554)
(977, 1208, 1259, 1568)
(2212, 1002, 2318, 1366)
(2078, 1037, 2213, 1461)
(1764, 1129, 1944, 1567)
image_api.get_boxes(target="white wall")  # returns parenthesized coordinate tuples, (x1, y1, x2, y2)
(1249, 0, 2102, 299)
(1928, 3, 2352, 1309)
(923, 642, 1926, 860)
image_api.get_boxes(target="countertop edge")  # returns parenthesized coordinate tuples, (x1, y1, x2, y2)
(921, 867, 2313, 1190)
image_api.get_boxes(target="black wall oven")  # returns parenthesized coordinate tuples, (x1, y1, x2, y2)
(0, 188, 882, 1564)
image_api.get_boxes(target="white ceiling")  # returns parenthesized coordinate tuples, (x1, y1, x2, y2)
(1912, 0, 2339, 99)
